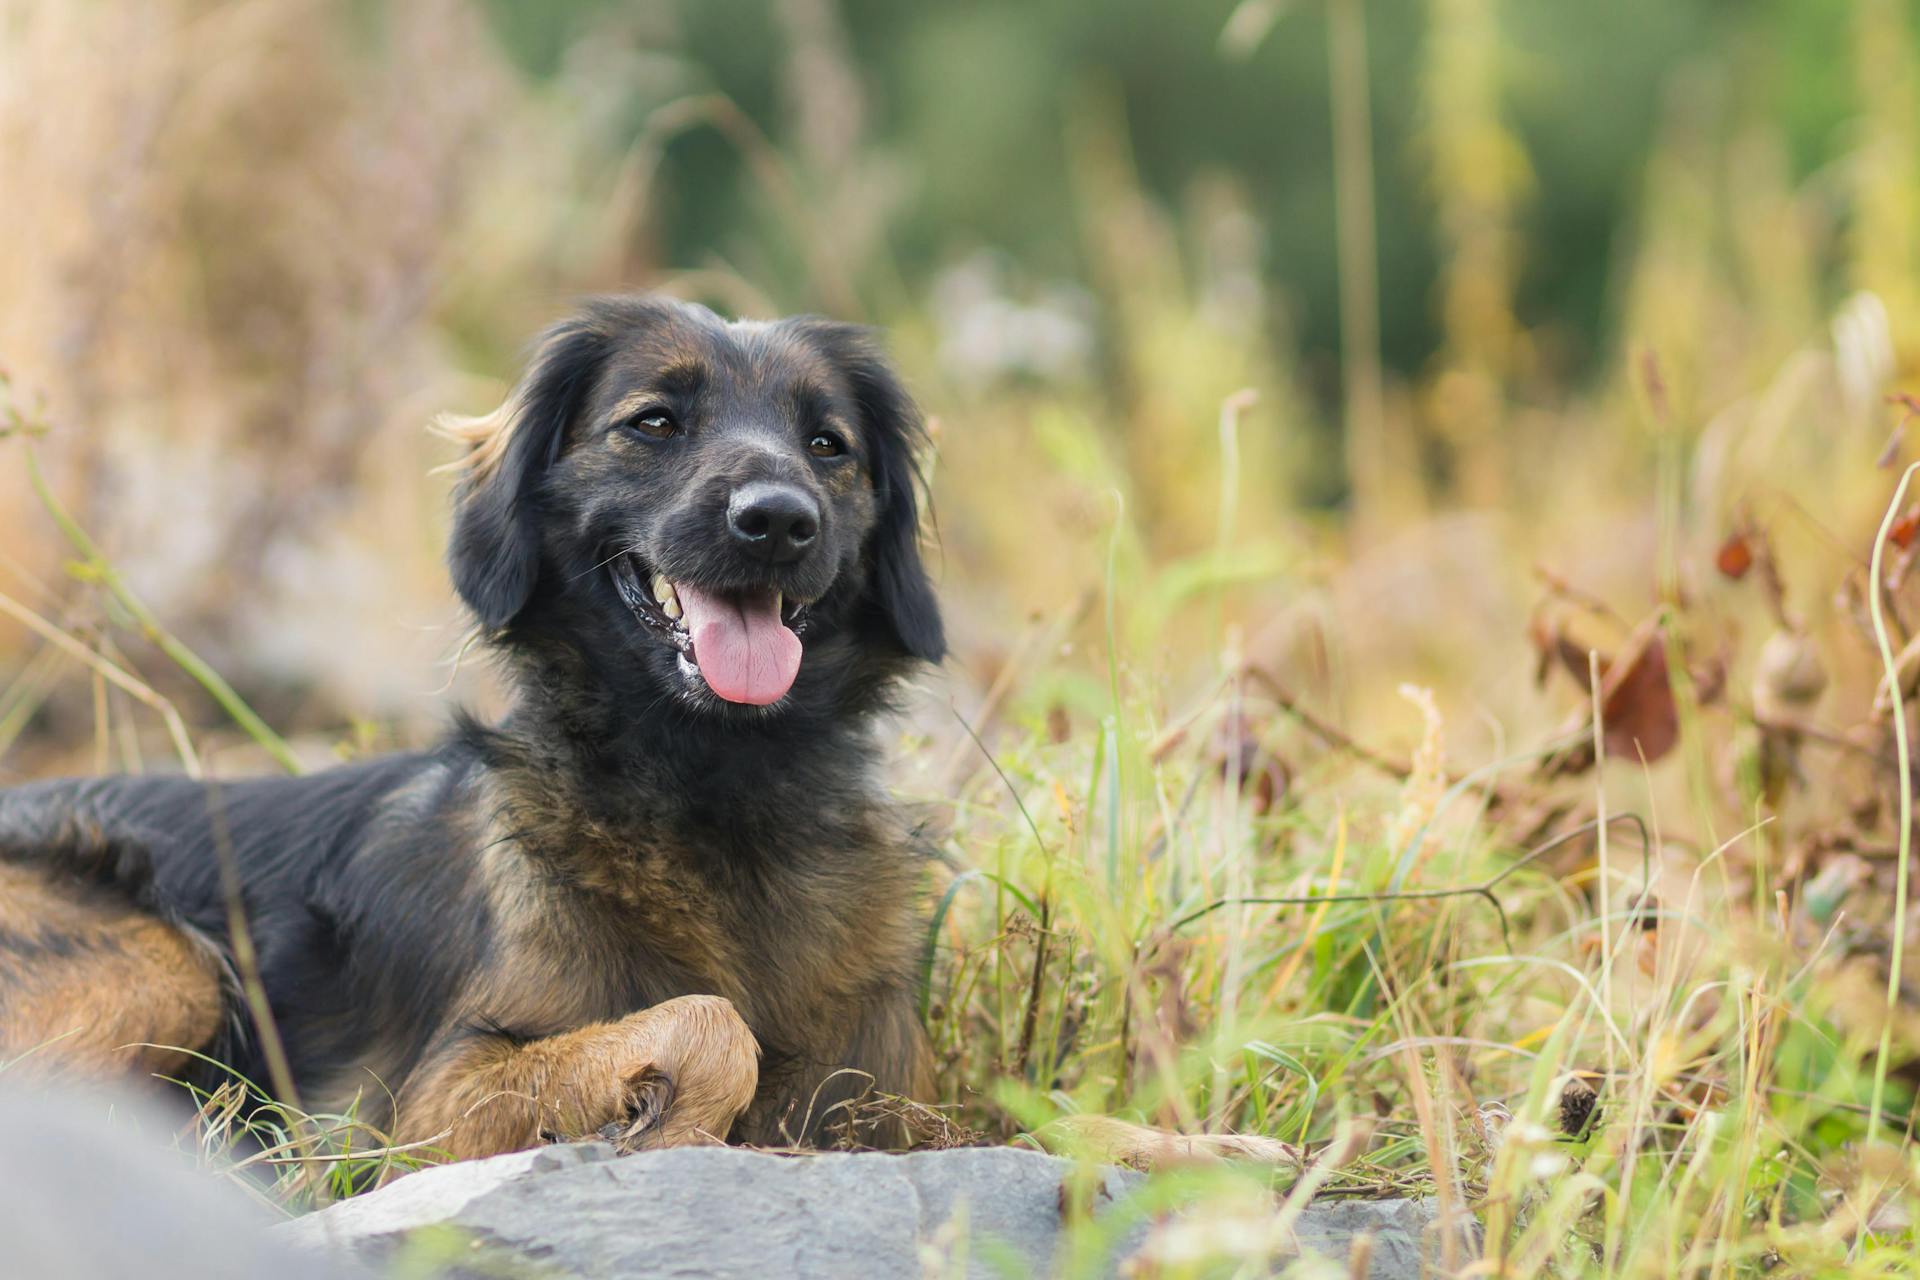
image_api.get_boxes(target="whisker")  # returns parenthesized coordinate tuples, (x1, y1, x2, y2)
(571, 543, 642, 583)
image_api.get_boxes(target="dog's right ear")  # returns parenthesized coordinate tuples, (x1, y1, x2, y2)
(442, 318, 607, 630)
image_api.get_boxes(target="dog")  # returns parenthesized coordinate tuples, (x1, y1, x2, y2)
(0, 295, 946, 1161)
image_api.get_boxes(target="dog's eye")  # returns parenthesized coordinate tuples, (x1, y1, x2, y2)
(807, 432, 845, 458)
(624, 409, 679, 440)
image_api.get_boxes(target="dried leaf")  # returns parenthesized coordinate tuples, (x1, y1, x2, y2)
(1715, 532, 1754, 580)
(1530, 614, 1610, 692)
(1598, 625, 1679, 765)
(1894, 507, 1920, 550)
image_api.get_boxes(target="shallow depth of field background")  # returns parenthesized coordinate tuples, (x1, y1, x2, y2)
(7, 1, 1920, 1273)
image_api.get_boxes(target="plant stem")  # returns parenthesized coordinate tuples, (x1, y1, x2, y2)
(1865, 462, 1920, 1144)
(24, 445, 301, 774)
(1328, 0, 1387, 531)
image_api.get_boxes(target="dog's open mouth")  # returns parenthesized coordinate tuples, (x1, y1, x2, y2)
(611, 555, 811, 706)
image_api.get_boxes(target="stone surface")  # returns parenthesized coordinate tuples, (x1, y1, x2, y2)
(287, 1142, 1473, 1278)
(0, 1080, 1471, 1277)
(0, 1083, 371, 1280)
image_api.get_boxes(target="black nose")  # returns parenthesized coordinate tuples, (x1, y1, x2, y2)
(727, 482, 820, 564)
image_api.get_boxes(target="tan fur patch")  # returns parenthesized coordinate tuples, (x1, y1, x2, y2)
(430, 390, 525, 488)
(0, 863, 224, 1077)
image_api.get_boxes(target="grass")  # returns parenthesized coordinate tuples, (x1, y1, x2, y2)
(170, 1061, 440, 1209)
(899, 380, 1920, 1273)
(911, 528, 1920, 1275)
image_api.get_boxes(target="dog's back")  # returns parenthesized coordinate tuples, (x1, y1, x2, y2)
(0, 755, 476, 1099)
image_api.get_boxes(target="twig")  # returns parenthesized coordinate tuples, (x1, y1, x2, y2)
(0, 587, 203, 775)
(1242, 666, 1414, 780)
(1749, 710, 1887, 762)
(1169, 813, 1653, 954)
(1534, 564, 1631, 629)
(1243, 665, 1510, 803)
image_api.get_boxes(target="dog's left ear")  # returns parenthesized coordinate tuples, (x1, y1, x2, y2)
(443, 317, 607, 629)
(800, 321, 945, 663)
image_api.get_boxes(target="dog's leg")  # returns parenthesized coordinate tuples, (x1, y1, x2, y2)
(397, 994, 760, 1163)
(0, 861, 226, 1077)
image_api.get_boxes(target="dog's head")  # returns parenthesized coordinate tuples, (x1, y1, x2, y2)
(444, 296, 943, 717)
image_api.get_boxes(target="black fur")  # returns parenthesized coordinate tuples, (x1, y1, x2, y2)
(448, 316, 607, 630)
(786, 318, 945, 664)
(0, 296, 943, 1143)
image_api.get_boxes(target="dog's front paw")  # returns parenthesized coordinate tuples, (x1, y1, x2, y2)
(544, 994, 761, 1152)
(405, 994, 763, 1166)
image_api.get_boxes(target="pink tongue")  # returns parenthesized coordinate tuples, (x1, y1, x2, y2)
(674, 583, 802, 705)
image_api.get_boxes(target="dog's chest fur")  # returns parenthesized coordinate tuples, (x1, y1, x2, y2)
(470, 755, 923, 1065)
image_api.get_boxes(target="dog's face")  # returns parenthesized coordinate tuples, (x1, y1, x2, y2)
(445, 296, 943, 716)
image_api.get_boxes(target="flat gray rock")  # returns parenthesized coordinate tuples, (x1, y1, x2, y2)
(0, 1082, 1471, 1279)
(287, 1142, 1474, 1278)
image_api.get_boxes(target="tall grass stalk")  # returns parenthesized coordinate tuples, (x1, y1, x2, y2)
(1327, 0, 1388, 531)
(23, 445, 301, 773)
(1864, 461, 1919, 1144)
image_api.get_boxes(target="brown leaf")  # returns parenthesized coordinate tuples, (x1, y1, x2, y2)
(1530, 615, 1610, 692)
(1894, 507, 1920, 550)
(1715, 532, 1754, 580)
(1598, 625, 1679, 765)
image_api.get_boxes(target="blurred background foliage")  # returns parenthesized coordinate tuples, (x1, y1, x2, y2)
(5, 0, 1916, 772)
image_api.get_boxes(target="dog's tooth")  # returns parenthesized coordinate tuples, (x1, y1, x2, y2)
(773, 591, 783, 617)
(662, 595, 682, 621)
(652, 574, 673, 603)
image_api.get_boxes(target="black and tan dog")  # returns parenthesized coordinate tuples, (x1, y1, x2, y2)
(0, 295, 945, 1160)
